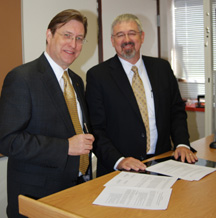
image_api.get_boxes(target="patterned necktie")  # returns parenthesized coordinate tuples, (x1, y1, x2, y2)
(62, 71, 89, 175)
(131, 66, 150, 152)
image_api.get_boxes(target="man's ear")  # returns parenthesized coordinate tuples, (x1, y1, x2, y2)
(46, 29, 52, 43)
(111, 36, 115, 47)
(141, 31, 145, 44)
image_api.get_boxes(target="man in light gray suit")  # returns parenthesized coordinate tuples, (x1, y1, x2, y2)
(0, 9, 94, 218)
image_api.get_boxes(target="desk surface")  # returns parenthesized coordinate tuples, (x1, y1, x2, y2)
(32, 134, 216, 218)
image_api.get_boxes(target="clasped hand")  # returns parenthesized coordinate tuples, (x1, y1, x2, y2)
(68, 134, 94, 156)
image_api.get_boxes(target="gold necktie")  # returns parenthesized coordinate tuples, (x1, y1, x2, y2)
(62, 71, 89, 175)
(131, 66, 150, 152)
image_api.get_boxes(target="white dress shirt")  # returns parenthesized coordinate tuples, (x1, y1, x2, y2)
(114, 55, 189, 170)
(44, 51, 83, 128)
(119, 56, 158, 154)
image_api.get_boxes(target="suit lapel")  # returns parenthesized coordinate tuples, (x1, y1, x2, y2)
(37, 54, 74, 132)
(142, 56, 159, 116)
(109, 55, 144, 122)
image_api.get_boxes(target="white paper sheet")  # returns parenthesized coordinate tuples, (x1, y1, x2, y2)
(104, 171, 177, 189)
(146, 159, 216, 181)
(93, 172, 176, 210)
(93, 186, 172, 210)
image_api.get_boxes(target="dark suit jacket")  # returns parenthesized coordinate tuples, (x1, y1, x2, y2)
(86, 55, 191, 177)
(0, 54, 91, 218)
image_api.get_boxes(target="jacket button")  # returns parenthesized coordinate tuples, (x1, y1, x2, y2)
(141, 133, 145, 138)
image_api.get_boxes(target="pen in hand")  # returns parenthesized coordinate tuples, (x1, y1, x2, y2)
(83, 123, 94, 152)
(84, 123, 89, 133)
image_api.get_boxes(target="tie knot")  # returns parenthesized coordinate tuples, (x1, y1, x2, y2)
(62, 70, 69, 80)
(131, 66, 139, 75)
(62, 71, 70, 88)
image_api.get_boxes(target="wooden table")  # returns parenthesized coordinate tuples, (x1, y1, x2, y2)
(19, 135, 216, 218)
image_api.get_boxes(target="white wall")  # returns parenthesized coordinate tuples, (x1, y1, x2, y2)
(22, 0, 159, 81)
(187, 111, 205, 142)
(160, 0, 173, 61)
(22, 0, 98, 83)
(0, 157, 8, 218)
(102, 0, 158, 60)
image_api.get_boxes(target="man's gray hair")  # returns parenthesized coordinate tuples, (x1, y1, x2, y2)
(111, 14, 143, 35)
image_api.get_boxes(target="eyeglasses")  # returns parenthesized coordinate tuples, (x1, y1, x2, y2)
(112, 31, 142, 39)
(56, 32, 87, 45)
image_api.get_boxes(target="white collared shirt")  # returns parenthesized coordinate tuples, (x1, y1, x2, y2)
(114, 56, 189, 170)
(44, 51, 83, 128)
(119, 56, 158, 154)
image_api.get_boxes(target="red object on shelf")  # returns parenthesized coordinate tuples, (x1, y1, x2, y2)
(185, 102, 205, 112)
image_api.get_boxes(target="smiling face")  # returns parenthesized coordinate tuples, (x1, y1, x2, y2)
(46, 19, 85, 70)
(111, 20, 144, 64)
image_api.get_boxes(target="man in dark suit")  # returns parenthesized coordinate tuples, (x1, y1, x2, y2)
(86, 13, 197, 177)
(0, 9, 94, 218)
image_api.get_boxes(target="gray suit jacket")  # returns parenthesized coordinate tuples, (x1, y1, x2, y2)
(0, 53, 91, 217)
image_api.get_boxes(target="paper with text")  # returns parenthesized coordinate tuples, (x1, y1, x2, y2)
(104, 171, 177, 189)
(146, 159, 216, 181)
(93, 186, 172, 210)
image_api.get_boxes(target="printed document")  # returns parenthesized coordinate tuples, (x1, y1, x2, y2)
(104, 171, 177, 189)
(93, 186, 172, 210)
(93, 172, 177, 210)
(146, 159, 216, 181)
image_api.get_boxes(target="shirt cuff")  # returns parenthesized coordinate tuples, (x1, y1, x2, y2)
(114, 157, 125, 170)
(176, 144, 190, 149)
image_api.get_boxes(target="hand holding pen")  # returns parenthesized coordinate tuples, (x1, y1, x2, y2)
(84, 123, 89, 134)
(67, 122, 94, 156)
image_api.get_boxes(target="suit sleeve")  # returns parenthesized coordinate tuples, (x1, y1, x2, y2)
(165, 61, 191, 148)
(0, 70, 68, 169)
(86, 69, 123, 170)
